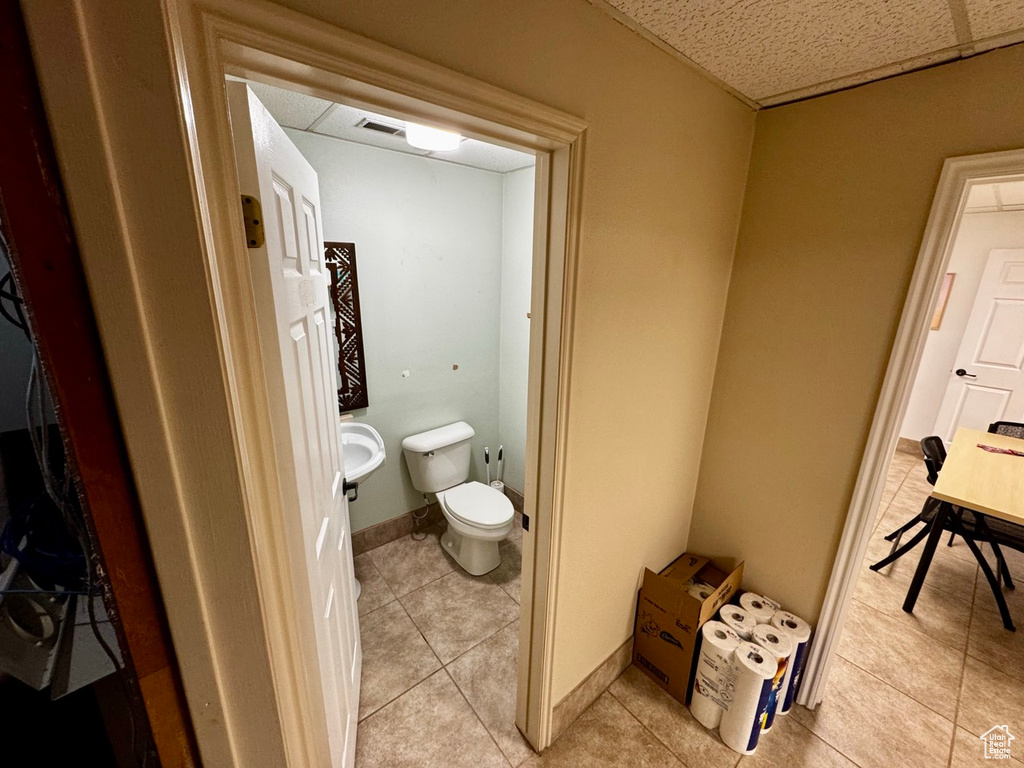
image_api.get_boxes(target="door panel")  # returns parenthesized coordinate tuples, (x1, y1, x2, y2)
(933, 250, 1024, 442)
(228, 82, 360, 767)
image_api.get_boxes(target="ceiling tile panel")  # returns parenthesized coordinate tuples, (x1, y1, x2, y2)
(965, 183, 999, 210)
(996, 180, 1024, 207)
(313, 103, 430, 155)
(426, 140, 535, 174)
(244, 81, 534, 174)
(245, 81, 333, 129)
(607, 0, 957, 101)
(963, 0, 1024, 40)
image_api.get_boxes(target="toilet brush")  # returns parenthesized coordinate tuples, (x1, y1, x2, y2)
(485, 447, 490, 484)
(491, 446, 505, 492)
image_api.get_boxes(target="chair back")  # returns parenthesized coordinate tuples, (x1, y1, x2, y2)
(920, 436, 946, 486)
(989, 421, 1024, 440)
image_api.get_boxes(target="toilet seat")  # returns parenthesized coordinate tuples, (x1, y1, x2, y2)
(440, 481, 513, 530)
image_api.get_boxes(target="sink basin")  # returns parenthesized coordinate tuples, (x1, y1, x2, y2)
(339, 421, 386, 484)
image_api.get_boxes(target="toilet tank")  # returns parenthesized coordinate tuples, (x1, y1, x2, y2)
(401, 421, 475, 493)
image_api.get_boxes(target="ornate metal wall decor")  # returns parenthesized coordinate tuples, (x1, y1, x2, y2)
(325, 242, 369, 411)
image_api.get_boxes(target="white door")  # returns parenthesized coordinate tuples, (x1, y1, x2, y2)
(933, 249, 1024, 442)
(228, 83, 361, 767)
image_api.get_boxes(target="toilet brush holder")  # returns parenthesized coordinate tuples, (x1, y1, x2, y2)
(490, 481, 505, 493)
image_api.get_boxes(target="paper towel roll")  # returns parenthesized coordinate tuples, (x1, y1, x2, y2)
(687, 584, 715, 601)
(770, 611, 812, 714)
(719, 642, 778, 755)
(738, 592, 775, 625)
(751, 624, 794, 733)
(689, 620, 741, 729)
(718, 605, 756, 641)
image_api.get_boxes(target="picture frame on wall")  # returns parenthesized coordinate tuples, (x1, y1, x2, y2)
(930, 272, 955, 331)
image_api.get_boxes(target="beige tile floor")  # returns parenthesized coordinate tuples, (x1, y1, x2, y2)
(354, 453, 1024, 766)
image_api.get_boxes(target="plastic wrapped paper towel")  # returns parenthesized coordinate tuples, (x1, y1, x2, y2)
(770, 611, 813, 714)
(719, 642, 778, 755)
(718, 605, 756, 641)
(738, 592, 776, 625)
(689, 620, 741, 729)
(751, 624, 793, 733)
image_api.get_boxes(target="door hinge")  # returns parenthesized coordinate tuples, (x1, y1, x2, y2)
(241, 195, 265, 248)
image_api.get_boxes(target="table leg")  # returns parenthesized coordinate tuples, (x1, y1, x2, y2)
(903, 500, 949, 614)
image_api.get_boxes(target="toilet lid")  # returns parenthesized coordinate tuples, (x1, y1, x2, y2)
(442, 481, 514, 529)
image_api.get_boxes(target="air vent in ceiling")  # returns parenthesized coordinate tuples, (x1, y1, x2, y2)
(357, 118, 405, 138)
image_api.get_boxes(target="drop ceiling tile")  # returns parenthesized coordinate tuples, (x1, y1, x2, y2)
(313, 103, 430, 156)
(965, 183, 999, 210)
(606, 0, 957, 101)
(427, 139, 534, 174)
(963, 0, 1024, 40)
(246, 80, 533, 173)
(998, 180, 1024, 207)
(245, 81, 333, 130)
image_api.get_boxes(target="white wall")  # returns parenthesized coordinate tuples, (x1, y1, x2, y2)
(900, 210, 1024, 441)
(288, 129, 506, 531)
(497, 167, 534, 493)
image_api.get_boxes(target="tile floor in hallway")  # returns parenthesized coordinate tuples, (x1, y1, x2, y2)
(354, 451, 1023, 767)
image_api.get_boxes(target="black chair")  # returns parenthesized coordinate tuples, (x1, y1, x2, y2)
(989, 421, 1024, 439)
(881, 436, 946, 552)
(872, 436, 1022, 630)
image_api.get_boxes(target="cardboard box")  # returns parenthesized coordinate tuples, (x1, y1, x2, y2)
(632, 553, 744, 705)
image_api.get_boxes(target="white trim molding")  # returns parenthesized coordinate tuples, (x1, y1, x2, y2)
(23, 0, 586, 764)
(800, 148, 1024, 709)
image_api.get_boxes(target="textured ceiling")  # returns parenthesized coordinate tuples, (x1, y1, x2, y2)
(596, 0, 1024, 106)
(242, 81, 535, 174)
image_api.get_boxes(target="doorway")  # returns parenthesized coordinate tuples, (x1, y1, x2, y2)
(803, 150, 1024, 723)
(227, 76, 539, 765)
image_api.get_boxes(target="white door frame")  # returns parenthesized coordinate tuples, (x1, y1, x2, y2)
(799, 147, 1024, 709)
(22, 0, 585, 764)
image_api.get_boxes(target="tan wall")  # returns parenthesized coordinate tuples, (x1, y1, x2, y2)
(689, 45, 1024, 624)
(272, 0, 755, 700)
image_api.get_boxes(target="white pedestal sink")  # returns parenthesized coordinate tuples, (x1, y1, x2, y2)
(339, 421, 386, 484)
(339, 421, 386, 601)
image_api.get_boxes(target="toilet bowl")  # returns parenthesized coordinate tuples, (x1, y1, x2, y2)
(401, 422, 515, 575)
(436, 481, 514, 575)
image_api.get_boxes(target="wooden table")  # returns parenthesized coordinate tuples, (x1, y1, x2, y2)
(903, 427, 1024, 630)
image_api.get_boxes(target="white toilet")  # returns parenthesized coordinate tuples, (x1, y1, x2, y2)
(402, 421, 514, 575)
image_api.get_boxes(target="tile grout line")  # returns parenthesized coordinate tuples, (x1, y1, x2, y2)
(441, 665, 517, 767)
(356, 600, 445, 724)
(847, 592, 970, 654)
(397, 578, 519, 665)
(872, 463, 914, 534)
(604, 685, 731, 768)
(786, 715, 868, 768)
(834, 645, 958, 726)
(356, 580, 519, 731)
(444, 617, 520, 668)
(945, 557, 979, 767)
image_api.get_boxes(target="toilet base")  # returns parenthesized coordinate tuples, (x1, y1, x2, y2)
(440, 526, 500, 576)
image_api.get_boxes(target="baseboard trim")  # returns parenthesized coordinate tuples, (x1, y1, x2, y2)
(550, 636, 633, 741)
(351, 485, 525, 556)
(895, 437, 922, 457)
(351, 503, 442, 556)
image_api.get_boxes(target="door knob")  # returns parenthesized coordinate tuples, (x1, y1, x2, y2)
(955, 368, 977, 378)
(343, 479, 359, 502)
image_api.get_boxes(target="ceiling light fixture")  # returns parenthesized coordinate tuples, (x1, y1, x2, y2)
(405, 122, 461, 152)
